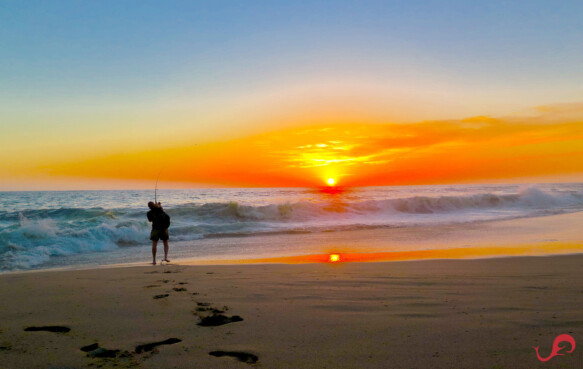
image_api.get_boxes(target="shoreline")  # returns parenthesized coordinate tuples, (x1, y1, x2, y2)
(5, 247, 583, 277)
(3, 210, 582, 274)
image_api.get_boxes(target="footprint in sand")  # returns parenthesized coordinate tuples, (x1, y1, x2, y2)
(197, 314, 243, 327)
(196, 307, 224, 313)
(209, 350, 258, 364)
(24, 326, 70, 333)
(81, 339, 181, 359)
(81, 343, 132, 359)
(135, 338, 182, 354)
(195, 304, 225, 314)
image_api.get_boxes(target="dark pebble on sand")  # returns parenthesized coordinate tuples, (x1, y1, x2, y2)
(153, 294, 169, 299)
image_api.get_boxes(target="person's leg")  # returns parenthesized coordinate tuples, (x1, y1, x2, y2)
(162, 240, 169, 262)
(152, 240, 158, 265)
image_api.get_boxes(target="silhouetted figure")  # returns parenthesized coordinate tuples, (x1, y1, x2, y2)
(147, 201, 171, 265)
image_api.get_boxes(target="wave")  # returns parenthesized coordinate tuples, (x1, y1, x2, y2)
(1, 186, 582, 271)
(0, 212, 147, 271)
(0, 207, 124, 222)
(166, 186, 583, 221)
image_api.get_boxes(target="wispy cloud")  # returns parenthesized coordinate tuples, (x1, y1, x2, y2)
(43, 102, 583, 186)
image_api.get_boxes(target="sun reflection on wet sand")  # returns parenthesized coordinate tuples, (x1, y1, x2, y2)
(186, 242, 583, 266)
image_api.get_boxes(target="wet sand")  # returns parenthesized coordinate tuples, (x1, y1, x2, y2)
(1, 253, 582, 368)
(171, 211, 583, 264)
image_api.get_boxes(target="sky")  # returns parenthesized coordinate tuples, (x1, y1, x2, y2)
(1, 0, 583, 190)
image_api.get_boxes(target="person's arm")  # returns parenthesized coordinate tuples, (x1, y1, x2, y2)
(147, 211, 153, 222)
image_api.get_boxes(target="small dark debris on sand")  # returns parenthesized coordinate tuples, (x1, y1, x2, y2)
(178, 282, 188, 285)
(209, 350, 258, 364)
(153, 294, 169, 299)
(173, 287, 187, 292)
(24, 326, 70, 333)
(198, 314, 243, 327)
(197, 302, 211, 307)
(135, 338, 182, 354)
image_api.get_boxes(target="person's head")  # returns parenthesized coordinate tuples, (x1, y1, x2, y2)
(148, 201, 157, 210)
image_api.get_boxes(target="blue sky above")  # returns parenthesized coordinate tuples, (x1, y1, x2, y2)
(3, 0, 582, 106)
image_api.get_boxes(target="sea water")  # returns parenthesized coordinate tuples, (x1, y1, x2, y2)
(1, 183, 582, 272)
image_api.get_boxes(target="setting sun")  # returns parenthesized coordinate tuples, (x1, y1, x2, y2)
(327, 178, 335, 186)
(329, 254, 341, 262)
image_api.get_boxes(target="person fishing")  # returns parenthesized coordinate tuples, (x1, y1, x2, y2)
(147, 201, 171, 265)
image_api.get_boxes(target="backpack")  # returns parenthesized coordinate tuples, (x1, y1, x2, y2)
(156, 212, 171, 230)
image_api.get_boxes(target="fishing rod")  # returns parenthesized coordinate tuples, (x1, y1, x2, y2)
(154, 167, 163, 204)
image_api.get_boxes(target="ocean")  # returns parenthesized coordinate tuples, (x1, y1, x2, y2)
(1, 183, 582, 272)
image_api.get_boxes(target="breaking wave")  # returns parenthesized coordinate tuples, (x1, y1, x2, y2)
(0, 185, 582, 271)
(166, 186, 583, 221)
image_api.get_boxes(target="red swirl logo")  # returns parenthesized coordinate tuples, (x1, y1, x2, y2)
(533, 334, 576, 362)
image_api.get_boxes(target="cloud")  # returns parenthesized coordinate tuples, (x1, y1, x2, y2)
(42, 102, 583, 186)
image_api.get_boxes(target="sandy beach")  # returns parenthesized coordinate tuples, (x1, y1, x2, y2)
(1, 252, 582, 368)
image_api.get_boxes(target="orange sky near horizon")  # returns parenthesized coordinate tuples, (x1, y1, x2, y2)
(27, 102, 583, 189)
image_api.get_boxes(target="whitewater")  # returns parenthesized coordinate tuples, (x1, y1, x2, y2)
(1, 183, 582, 272)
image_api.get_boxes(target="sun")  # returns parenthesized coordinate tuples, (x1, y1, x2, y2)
(327, 178, 335, 186)
(329, 254, 341, 262)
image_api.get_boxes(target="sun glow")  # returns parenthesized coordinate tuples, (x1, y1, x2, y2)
(38, 107, 583, 188)
(329, 254, 341, 262)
